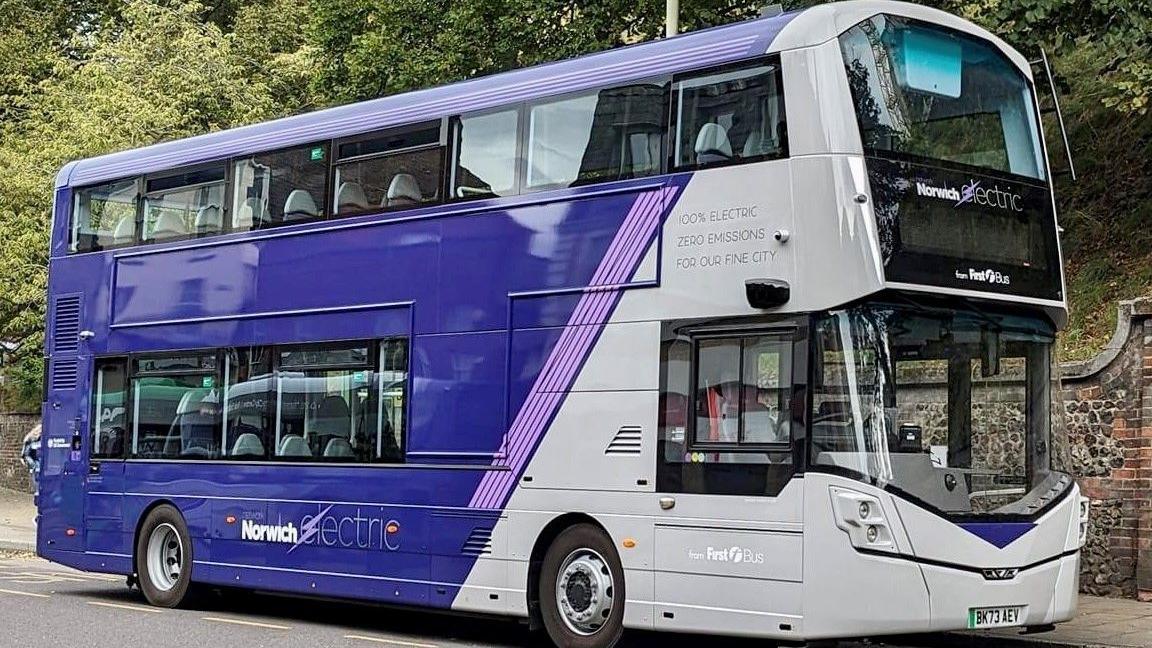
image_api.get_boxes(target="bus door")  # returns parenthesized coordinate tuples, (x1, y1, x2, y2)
(84, 359, 129, 555)
(652, 326, 805, 632)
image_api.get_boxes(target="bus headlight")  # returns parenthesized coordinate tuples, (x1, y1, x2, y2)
(1078, 496, 1090, 548)
(830, 486, 896, 554)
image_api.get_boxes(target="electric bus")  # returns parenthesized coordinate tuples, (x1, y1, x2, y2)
(40, 1, 1087, 645)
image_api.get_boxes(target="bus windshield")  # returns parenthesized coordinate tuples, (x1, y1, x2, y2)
(810, 301, 1070, 518)
(840, 15, 1046, 181)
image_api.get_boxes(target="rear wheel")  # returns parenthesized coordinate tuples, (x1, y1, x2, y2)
(539, 523, 625, 648)
(135, 505, 194, 608)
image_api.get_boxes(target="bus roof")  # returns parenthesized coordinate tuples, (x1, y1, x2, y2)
(55, 0, 1026, 190)
(58, 10, 799, 189)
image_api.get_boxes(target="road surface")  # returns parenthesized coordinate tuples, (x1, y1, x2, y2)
(0, 550, 942, 648)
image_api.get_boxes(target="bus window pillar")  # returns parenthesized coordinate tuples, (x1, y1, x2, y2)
(947, 354, 972, 470)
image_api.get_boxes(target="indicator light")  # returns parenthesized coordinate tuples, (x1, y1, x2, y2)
(66, 528, 76, 537)
(622, 538, 636, 549)
(225, 515, 237, 524)
(386, 522, 400, 534)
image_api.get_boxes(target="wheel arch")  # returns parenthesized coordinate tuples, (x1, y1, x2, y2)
(130, 499, 181, 575)
(525, 512, 612, 630)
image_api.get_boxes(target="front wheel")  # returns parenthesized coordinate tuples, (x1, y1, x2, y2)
(135, 504, 194, 607)
(539, 523, 625, 648)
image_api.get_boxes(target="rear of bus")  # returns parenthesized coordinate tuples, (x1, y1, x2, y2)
(786, 6, 1085, 639)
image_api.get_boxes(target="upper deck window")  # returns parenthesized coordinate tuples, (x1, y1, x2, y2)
(674, 61, 787, 169)
(71, 178, 139, 253)
(333, 123, 442, 216)
(839, 15, 1046, 181)
(143, 165, 228, 242)
(232, 142, 330, 229)
(452, 108, 520, 200)
(525, 82, 667, 190)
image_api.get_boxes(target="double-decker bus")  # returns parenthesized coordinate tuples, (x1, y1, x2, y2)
(39, 1, 1088, 645)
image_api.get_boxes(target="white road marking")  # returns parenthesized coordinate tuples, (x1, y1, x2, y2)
(87, 601, 163, 613)
(345, 634, 439, 648)
(0, 587, 50, 598)
(202, 616, 291, 630)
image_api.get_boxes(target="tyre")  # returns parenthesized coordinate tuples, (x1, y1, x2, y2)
(539, 523, 625, 648)
(135, 504, 194, 608)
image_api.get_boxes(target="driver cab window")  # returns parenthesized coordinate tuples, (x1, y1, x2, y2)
(694, 336, 793, 447)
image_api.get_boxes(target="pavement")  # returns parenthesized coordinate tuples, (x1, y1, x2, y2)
(0, 488, 1148, 647)
(0, 486, 36, 552)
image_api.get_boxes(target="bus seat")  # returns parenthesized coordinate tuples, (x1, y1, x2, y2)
(150, 212, 187, 239)
(385, 174, 422, 207)
(337, 182, 370, 212)
(283, 190, 320, 221)
(231, 433, 264, 457)
(694, 123, 733, 165)
(323, 438, 354, 458)
(195, 204, 222, 233)
(278, 434, 312, 457)
(112, 216, 136, 245)
(234, 198, 269, 230)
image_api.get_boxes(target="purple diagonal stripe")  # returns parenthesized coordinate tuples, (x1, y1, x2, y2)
(591, 190, 660, 285)
(594, 189, 664, 285)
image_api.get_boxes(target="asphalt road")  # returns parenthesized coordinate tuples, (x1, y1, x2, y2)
(0, 550, 933, 648)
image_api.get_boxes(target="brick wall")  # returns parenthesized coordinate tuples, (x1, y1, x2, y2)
(0, 413, 40, 492)
(1062, 298, 1152, 601)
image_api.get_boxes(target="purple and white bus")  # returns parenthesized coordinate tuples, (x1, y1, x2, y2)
(40, 2, 1087, 645)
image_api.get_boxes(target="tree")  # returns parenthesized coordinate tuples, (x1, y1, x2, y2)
(306, 0, 771, 104)
(0, 0, 287, 408)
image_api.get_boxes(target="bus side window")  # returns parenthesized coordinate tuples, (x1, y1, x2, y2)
(71, 179, 139, 253)
(91, 358, 129, 459)
(232, 143, 330, 230)
(451, 108, 520, 200)
(524, 81, 668, 191)
(142, 166, 228, 243)
(333, 123, 442, 217)
(673, 59, 787, 170)
(130, 354, 221, 460)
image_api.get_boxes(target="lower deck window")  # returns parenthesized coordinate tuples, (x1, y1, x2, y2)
(101, 339, 410, 464)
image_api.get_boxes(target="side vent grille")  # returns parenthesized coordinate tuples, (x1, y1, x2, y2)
(605, 426, 643, 455)
(50, 359, 79, 391)
(52, 296, 81, 356)
(49, 295, 81, 391)
(462, 527, 493, 557)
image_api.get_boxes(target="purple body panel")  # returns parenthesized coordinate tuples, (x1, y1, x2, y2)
(40, 173, 691, 607)
(957, 522, 1037, 549)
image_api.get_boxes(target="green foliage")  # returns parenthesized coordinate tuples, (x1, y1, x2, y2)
(307, 0, 768, 103)
(0, 0, 304, 405)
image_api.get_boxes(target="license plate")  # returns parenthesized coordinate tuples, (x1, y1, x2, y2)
(968, 605, 1025, 629)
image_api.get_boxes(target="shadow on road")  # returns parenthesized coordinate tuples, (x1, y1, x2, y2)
(61, 580, 779, 647)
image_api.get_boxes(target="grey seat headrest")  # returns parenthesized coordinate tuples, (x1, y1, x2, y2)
(283, 190, 320, 221)
(694, 123, 733, 162)
(150, 212, 188, 239)
(278, 434, 312, 457)
(386, 173, 423, 206)
(230, 433, 264, 457)
(323, 438, 355, 458)
(337, 182, 370, 212)
(195, 204, 222, 232)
